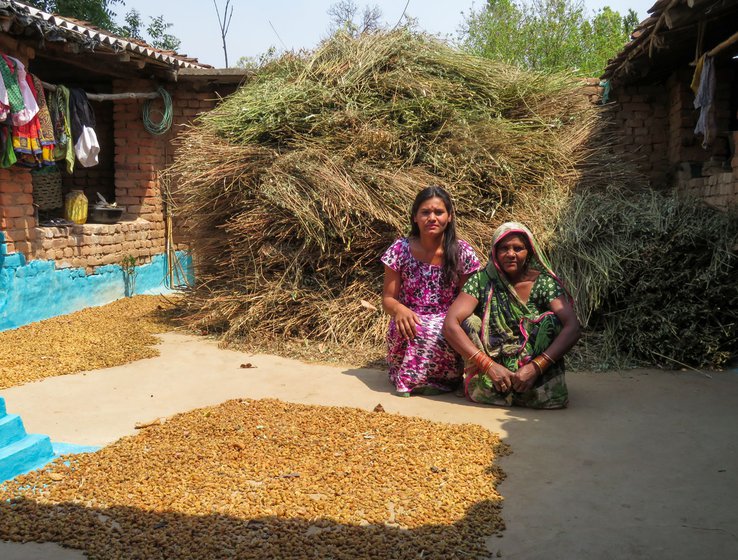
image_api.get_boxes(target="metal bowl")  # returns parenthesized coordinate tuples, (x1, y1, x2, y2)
(89, 206, 125, 224)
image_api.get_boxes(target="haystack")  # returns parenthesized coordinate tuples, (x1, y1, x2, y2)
(167, 30, 737, 369)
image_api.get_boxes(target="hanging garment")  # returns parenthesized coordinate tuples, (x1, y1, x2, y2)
(0, 55, 25, 120)
(74, 126, 99, 167)
(694, 55, 716, 149)
(69, 88, 96, 141)
(690, 54, 705, 95)
(13, 74, 46, 167)
(0, 70, 9, 121)
(31, 75, 56, 165)
(6, 56, 38, 126)
(48, 84, 74, 173)
(0, 126, 17, 168)
(69, 88, 99, 168)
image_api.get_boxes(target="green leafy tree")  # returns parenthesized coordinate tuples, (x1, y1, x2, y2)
(114, 9, 182, 51)
(26, 1, 181, 51)
(459, 0, 637, 76)
(25, 0, 123, 31)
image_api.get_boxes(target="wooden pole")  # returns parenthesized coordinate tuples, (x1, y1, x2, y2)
(41, 81, 160, 101)
(707, 29, 738, 57)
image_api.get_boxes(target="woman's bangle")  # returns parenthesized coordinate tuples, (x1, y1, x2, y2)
(531, 359, 542, 375)
(532, 355, 550, 374)
(541, 351, 555, 365)
(467, 350, 481, 362)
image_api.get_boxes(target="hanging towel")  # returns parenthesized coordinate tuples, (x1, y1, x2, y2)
(694, 55, 716, 149)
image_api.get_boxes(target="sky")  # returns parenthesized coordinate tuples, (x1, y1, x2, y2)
(119, 0, 652, 68)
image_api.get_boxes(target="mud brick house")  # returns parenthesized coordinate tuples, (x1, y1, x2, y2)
(602, 0, 738, 209)
(0, 1, 248, 330)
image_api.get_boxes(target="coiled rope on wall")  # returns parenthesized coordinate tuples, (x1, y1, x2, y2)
(142, 87, 173, 135)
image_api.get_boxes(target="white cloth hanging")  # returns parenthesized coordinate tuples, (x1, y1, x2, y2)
(693, 55, 716, 149)
(74, 126, 100, 167)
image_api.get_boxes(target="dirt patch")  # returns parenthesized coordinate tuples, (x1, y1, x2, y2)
(0, 296, 179, 390)
(0, 399, 508, 559)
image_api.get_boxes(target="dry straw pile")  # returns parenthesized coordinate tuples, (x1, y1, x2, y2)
(168, 30, 737, 369)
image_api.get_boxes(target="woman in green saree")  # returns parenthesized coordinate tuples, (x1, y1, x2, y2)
(443, 222, 580, 409)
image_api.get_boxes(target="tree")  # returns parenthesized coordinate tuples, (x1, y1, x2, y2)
(213, 0, 234, 67)
(459, 0, 637, 76)
(26, 1, 181, 51)
(327, 0, 383, 37)
(25, 0, 123, 31)
(119, 9, 181, 51)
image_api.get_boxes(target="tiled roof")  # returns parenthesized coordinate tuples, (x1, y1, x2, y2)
(2, 1, 210, 69)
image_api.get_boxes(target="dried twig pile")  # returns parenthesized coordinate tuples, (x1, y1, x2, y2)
(167, 31, 621, 343)
(551, 187, 738, 369)
(167, 30, 736, 369)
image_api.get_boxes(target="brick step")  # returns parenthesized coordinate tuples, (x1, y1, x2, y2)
(0, 413, 26, 448)
(0, 433, 55, 482)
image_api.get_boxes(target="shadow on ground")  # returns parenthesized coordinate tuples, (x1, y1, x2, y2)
(0, 495, 505, 559)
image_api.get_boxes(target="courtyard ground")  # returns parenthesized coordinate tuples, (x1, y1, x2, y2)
(1, 331, 737, 559)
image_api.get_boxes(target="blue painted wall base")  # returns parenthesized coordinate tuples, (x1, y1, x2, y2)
(0, 245, 193, 332)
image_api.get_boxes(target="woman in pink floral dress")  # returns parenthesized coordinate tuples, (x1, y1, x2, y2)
(381, 186, 481, 396)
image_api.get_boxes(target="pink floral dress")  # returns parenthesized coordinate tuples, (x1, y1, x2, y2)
(381, 237, 481, 393)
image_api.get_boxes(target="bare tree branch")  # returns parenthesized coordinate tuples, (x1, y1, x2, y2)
(213, 0, 234, 67)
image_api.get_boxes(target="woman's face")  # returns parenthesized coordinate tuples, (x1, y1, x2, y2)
(413, 196, 451, 237)
(495, 233, 529, 277)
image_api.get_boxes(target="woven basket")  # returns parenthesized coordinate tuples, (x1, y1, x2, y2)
(31, 167, 63, 210)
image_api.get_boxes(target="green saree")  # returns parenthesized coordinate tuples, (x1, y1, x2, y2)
(461, 222, 571, 409)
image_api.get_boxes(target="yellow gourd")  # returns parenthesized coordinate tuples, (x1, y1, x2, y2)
(65, 190, 88, 225)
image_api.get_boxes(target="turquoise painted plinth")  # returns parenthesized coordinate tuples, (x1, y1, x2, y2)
(0, 249, 194, 332)
(0, 397, 99, 483)
(0, 397, 54, 482)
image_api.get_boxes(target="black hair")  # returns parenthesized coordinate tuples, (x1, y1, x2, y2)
(409, 186, 460, 286)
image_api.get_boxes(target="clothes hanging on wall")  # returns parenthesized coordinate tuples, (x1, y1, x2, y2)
(0, 55, 28, 123)
(69, 88, 99, 167)
(47, 84, 74, 173)
(12, 74, 56, 167)
(4, 56, 38, 126)
(693, 55, 716, 149)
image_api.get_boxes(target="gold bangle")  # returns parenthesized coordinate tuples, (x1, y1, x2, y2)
(531, 359, 542, 375)
(467, 350, 481, 362)
(541, 351, 555, 365)
(533, 355, 549, 374)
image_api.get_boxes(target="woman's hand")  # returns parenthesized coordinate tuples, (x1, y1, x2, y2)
(394, 304, 422, 340)
(511, 363, 539, 393)
(482, 361, 514, 393)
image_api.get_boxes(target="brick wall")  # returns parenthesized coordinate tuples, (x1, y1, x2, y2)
(605, 84, 669, 186)
(0, 52, 234, 269)
(0, 167, 36, 256)
(606, 63, 738, 210)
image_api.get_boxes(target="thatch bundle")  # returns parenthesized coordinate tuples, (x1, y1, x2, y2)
(168, 30, 737, 369)
(552, 188, 738, 369)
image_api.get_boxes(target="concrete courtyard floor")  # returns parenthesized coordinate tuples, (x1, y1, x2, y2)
(2, 332, 737, 559)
